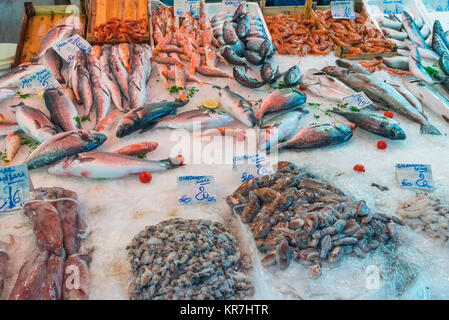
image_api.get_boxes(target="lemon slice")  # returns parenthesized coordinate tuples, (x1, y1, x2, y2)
(36, 90, 45, 99)
(202, 100, 219, 109)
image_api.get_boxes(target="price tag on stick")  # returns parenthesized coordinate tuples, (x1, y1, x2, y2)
(0, 165, 30, 212)
(331, 0, 356, 19)
(382, 0, 403, 15)
(177, 176, 216, 205)
(395, 164, 434, 190)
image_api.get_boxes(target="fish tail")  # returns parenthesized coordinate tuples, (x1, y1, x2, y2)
(159, 158, 185, 170)
(420, 122, 441, 135)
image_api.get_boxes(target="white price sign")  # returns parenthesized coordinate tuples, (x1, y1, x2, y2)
(174, 0, 200, 18)
(382, 0, 404, 15)
(0, 165, 30, 212)
(233, 154, 274, 183)
(342, 92, 373, 109)
(395, 164, 434, 190)
(52, 34, 92, 63)
(331, 0, 356, 19)
(16, 67, 61, 94)
(224, 0, 246, 14)
(177, 176, 216, 205)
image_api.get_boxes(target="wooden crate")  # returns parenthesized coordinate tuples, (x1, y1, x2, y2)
(13, 2, 86, 67)
(85, 0, 149, 44)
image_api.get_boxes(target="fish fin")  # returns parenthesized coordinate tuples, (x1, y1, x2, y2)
(158, 158, 185, 170)
(442, 114, 449, 123)
(420, 123, 441, 135)
(78, 157, 96, 163)
(34, 120, 42, 129)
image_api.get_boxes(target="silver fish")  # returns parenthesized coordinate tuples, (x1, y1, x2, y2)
(99, 45, 124, 112)
(259, 110, 305, 150)
(303, 68, 356, 102)
(218, 85, 256, 127)
(405, 40, 439, 64)
(385, 80, 424, 114)
(0, 121, 18, 136)
(0, 88, 16, 101)
(382, 28, 408, 40)
(37, 25, 74, 58)
(278, 123, 353, 150)
(110, 46, 130, 102)
(38, 49, 65, 84)
(323, 66, 440, 135)
(376, 16, 402, 30)
(409, 47, 439, 85)
(68, 51, 83, 104)
(383, 56, 409, 70)
(44, 88, 79, 132)
(86, 52, 111, 125)
(389, 38, 409, 50)
(26, 130, 107, 169)
(154, 109, 236, 131)
(0, 64, 46, 88)
(402, 10, 428, 49)
(336, 59, 370, 74)
(405, 78, 449, 123)
(48, 152, 183, 178)
(129, 44, 149, 109)
(13, 102, 59, 142)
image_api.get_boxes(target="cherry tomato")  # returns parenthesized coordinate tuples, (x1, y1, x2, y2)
(174, 155, 184, 165)
(353, 164, 365, 173)
(384, 111, 394, 118)
(139, 171, 152, 184)
(299, 85, 307, 90)
(377, 140, 387, 150)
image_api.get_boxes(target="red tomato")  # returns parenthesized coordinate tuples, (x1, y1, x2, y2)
(139, 171, 152, 184)
(384, 111, 394, 118)
(377, 140, 387, 150)
(299, 85, 307, 90)
(353, 164, 365, 173)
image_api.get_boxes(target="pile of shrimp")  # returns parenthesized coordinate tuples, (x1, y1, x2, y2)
(358, 58, 413, 75)
(265, 13, 335, 56)
(265, 9, 395, 57)
(315, 10, 395, 56)
(93, 18, 147, 42)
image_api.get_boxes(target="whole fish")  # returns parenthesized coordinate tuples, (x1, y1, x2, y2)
(0, 64, 46, 88)
(284, 65, 301, 86)
(0, 120, 19, 136)
(229, 40, 245, 57)
(44, 88, 79, 132)
(405, 78, 449, 123)
(421, 24, 430, 40)
(116, 100, 188, 138)
(386, 80, 424, 114)
(389, 38, 409, 50)
(154, 109, 236, 131)
(223, 21, 239, 45)
(13, 102, 59, 142)
(383, 56, 409, 70)
(303, 68, 356, 102)
(161, 69, 207, 85)
(110, 47, 130, 102)
(256, 88, 307, 119)
(260, 62, 282, 84)
(278, 123, 353, 150)
(37, 25, 74, 58)
(244, 51, 265, 65)
(175, 63, 187, 101)
(246, 37, 266, 52)
(222, 46, 251, 71)
(129, 45, 149, 109)
(49, 152, 184, 179)
(431, 28, 449, 57)
(323, 66, 441, 135)
(233, 66, 267, 88)
(26, 130, 107, 169)
(38, 49, 65, 84)
(99, 45, 124, 112)
(440, 52, 449, 76)
(233, 5, 246, 22)
(382, 28, 408, 40)
(405, 40, 440, 64)
(409, 47, 439, 85)
(249, 31, 267, 39)
(218, 85, 256, 127)
(259, 39, 275, 59)
(77, 64, 94, 116)
(236, 15, 250, 40)
(86, 52, 111, 124)
(259, 110, 305, 150)
(68, 51, 83, 103)
(195, 66, 233, 79)
(434, 20, 449, 50)
(376, 16, 402, 30)
(6, 133, 21, 163)
(330, 108, 406, 140)
(0, 88, 15, 101)
(205, 45, 216, 68)
(336, 59, 370, 74)
(402, 11, 428, 49)
(115, 142, 159, 156)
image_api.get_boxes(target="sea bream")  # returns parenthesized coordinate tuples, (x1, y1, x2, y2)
(0, 64, 46, 88)
(153, 109, 236, 131)
(37, 25, 74, 58)
(44, 88, 79, 132)
(278, 123, 353, 150)
(116, 100, 189, 138)
(13, 102, 59, 142)
(256, 88, 307, 119)
(49, 152, 184, 179)
(86, 52, 111, 125)
(330, 108, 406, 140)
(218, 86, 256, 127)
(303, 68, 356, 102)
(322, 66, 441, 135)
(25, 130, 107, 169)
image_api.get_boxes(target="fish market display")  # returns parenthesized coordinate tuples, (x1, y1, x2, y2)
(8, 187, 91, 300)
(127, 218, 253, 299)
(93, 18, 148, 42)
(226, 162, 404, 278)
(397, 194, 449, 247)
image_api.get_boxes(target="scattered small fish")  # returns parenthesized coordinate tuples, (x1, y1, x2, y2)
(195, 66, 233, 79)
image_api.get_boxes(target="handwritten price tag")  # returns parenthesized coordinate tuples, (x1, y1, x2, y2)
(382, 0, 403, 15)
(342, 92, 373, 109)
(52, 34, 92, 63)
(331, 0, 356, 19)
(224, 0, 246, 14)
(17, 67, 61, 94)
(395, 164, 434, 190)
(233, 154, 274, 183)
(0, 165, 30, 212)
(174, 0, 200, 18)
(177, 176, 216, 205)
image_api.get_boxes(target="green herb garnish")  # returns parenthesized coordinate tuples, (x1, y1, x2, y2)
(337, 103, 348, 109)
(350, 106, 360, 112)
(0, 151, 9, 163)
(335, 172, 344, 177)
(186, 87, 199, 99)
(74, 116, 81, 127)
(313, 114, 320, 120)
(137, 153, 146, 159)
(212, 85, 221, 89)
(82, 116, 91, 122)
(20, 135, 40, 150)
(308, 102, 322, 107)
(18, 93, 30, 99)
(168, 86, 183, 95)
(424, 64, 440, 78)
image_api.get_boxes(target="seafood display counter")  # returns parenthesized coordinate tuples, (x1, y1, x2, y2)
(0, 0, 449, 301)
